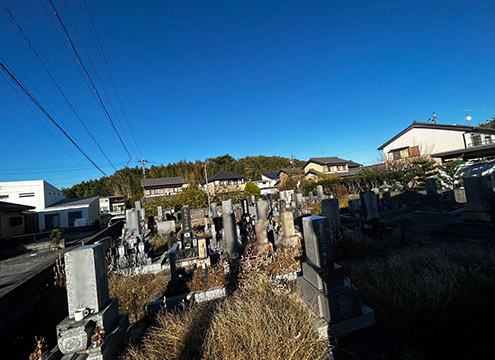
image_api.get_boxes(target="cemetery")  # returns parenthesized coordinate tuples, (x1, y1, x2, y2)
(2, 171, 495, 360)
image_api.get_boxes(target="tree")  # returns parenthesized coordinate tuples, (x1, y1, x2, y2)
(479, 115, 495, 129)
(244, 182, 261, 197)
(437, 158, 463, 189)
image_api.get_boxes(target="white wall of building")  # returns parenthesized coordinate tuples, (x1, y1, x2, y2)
(38, 198, 100, 231)
(0, 180, 64, 211)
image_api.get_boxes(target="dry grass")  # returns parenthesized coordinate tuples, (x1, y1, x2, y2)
(126, 302, 217, 360)
(126, 281, 329, 360)
(148, 234, 169, 253)
(344, 244, 495, 329)
(108, 270, 170, 324)
(188, 263, 228, 292)
(238, 245, 301, 287)
(203, 281, 329, 360)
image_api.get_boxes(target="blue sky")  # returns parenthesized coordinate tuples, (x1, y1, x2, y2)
(1, 0, 494, 188)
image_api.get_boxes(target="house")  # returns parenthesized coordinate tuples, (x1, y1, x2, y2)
(0, 201, 35, 238)
(302, 157, 363, 181)
(203, 171, 247, 195)
(0, 180, 65, 211)
(141, 177, 186, 199)
(378, 121, 495, 162)
(99, 196, 126, 214)
(37, 197, 100, 231)
(253, 172, 280, 195)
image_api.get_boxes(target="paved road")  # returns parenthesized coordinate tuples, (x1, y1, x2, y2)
(0, 229, 98, 298)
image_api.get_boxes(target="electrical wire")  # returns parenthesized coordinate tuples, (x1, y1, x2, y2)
(46, 0, 132, 161)
(0, 59, 108, 177)
(0, 0, 117, 171)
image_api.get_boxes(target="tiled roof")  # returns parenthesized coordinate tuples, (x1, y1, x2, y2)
(45, 196, 99, 209)
(141, 177, 185, 188)
(262, 172, 280, 180)
(207, 171, 246, 182)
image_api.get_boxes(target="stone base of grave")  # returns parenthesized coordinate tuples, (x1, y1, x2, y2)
(57, 298, 120, 355)
(255, 242, 273, 254)
(297, 276, 363, 324)
(313, 304, 376, 340)
(461, 203, 494, 223)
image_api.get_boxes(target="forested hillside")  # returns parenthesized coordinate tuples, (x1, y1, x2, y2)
(62, 154, 305, 202)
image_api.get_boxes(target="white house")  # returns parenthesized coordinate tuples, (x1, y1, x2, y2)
(253, 172, 280, 195)
(37, 197, 100, 231)
(0, 180, 64, 211)
(99, 195, 126, 214)
(378, 121, 495, 162)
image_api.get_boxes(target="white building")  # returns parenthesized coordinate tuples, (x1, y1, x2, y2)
(37, 197, 100, 231)
(0, 180, 64, 211)
(0, 180, 100, 231)
(378, 121, 495, 161)
(100, 195, 126, 214)
(253, 172, 280, 195)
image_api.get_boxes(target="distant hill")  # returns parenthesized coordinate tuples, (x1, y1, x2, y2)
(62, 154, 305, 202)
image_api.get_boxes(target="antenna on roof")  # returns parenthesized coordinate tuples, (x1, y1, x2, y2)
(427, 112, 438, 124)
(290, 152, 295, 168)
(461, 109, 472, 125)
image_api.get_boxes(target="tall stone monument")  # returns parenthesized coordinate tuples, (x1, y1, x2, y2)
(255, 200, 272, 253)
(54, 244, 128, 359)
(298, 216, 374, 338)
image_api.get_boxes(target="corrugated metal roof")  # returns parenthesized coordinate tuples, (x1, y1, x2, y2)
(45, 196, 99, 209)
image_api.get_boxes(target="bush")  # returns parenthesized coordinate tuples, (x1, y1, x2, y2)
(244, 182, 261, 197)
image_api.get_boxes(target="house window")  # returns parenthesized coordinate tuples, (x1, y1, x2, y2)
(472, 135, 482, 146)
(390, 147, 411, 160)
(19, 192, 35, 197)
(10, 216, 23, 226)
(408, 146, 420, 157)
(0, 195, 8, 199)
(154, 189, 160, 195)
(485, 136, 492, 144)
(337, 165, 345, 171)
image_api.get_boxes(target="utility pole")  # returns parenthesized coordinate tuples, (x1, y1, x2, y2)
(138, 157, 148, 178)
(204, 159, 211, 209)
(291, 152, 295, 168)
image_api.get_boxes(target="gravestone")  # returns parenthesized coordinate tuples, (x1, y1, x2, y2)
(125, 209, 140, 235)
(461, 176, 495, 223)
(360, 192, 379, 221)
(295, 193, 304, 217)
(424, 178, 441, 211)
(382, 191, 393, 210)
(298, 216, 374, 337)
(316, 185, 324, 201)
(157, 220, 175, 236)
(278, 199, 286, 212)
(279, 211, 299, 247)
(169, 243, 178, 283)
(348, 199, 361, 218)
(308, 191, 315, 205)
(210, 202, 219, 218)
(181, 205, 193, 248)
(255, 200, 272, 253)
(223, 213, 241, 259)
(242, 198, 250, 216)
(321, 198, 341, 229)
(198, 238, 208, 259)
(134, 201, 141, 210)
(157, 206, 163, 222)
(55, 244, 128, 359)
(251, 195, 256, 205)
(222, 199, 233, 215)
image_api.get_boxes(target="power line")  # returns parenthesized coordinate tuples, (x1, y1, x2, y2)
(60, 0, 137, 159)
(80, 0, 143, 157)
(0, 67, 91, 179)
(0, 0, 117, 171)
(0, 59, 108, 177)
(46, 0, 132, 161)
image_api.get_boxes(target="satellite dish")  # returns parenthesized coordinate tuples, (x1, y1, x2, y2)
(466, 115, 472, 121)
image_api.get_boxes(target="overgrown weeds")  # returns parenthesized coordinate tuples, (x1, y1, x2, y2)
(108, 270, 169, 324)
(126, 280, 329, 360)
(343, 244, 495, 329)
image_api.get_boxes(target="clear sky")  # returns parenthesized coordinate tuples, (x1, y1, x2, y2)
(1, 0, 494, 188)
